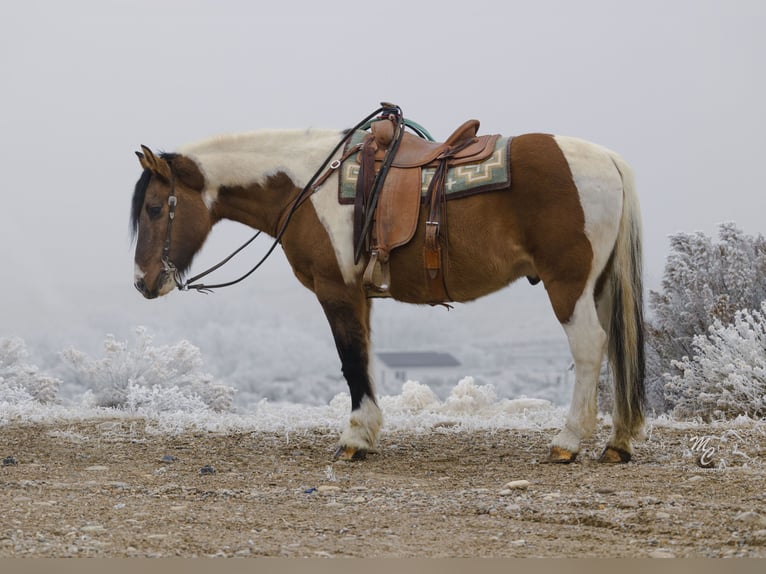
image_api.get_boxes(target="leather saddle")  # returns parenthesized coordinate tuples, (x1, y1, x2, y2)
(354, 117, 499, 302)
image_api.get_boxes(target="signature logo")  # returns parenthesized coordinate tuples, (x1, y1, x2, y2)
(689, 435, 717, 468)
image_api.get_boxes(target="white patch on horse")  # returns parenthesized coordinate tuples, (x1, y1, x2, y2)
(177, 129, 344, 209)
(309, 155, 362, 285)
(339, 396, 383, 452)
(550, 136, 624, 455)
(554, 135, 623, 280)
(201, 187, 218, 210)
(177, 129, 358, 282)
(134, 263, 145, 282)
(552, 289, 607, 454)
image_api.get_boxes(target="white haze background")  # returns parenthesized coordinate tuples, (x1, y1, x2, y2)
(1, 1, 765, 427)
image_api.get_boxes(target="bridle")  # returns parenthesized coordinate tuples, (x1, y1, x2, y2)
(159, 170, 181, 285)
(157, 103, 405, 294)
(159, 160, 266, 293)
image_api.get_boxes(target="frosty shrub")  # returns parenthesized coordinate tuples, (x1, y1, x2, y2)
(0, 337, 61, 403)
(61, 327, 235, 412)
(665, 303, 766, 421)
(647, 223, 766, 412)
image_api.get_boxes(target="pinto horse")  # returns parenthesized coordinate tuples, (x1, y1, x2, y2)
(131, 120, 645, 464)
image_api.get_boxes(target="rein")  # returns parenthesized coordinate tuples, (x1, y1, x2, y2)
(167, 103, 404, 293)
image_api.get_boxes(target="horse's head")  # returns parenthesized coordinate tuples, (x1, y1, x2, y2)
(131, 146, 211, 298)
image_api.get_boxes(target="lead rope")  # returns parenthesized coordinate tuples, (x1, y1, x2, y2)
(176, 103, 398, 293)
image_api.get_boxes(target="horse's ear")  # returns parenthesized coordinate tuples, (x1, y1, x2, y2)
(137, 145, 170, 179)
(136, 150, 150, 171)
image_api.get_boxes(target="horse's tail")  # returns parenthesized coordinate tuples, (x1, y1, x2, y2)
(601, 153, 645, 441)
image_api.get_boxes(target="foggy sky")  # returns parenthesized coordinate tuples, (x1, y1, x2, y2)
(1, 0, 765, 343)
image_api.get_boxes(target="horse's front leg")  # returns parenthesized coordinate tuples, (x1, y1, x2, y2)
(318, 294, 382, 460)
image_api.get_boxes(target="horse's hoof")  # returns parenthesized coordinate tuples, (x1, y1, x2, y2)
(546, 446, 578, 463)
(333, 446, 367, 461)
(598, 446, 631, 463)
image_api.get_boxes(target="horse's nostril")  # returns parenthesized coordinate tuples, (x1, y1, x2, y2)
(134, 277, 159, 299)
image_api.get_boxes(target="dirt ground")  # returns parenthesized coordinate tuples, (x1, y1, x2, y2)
(1, 419, 765, 558)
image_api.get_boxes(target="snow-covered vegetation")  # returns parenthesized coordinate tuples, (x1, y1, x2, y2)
(647, 223, 766, 419)
(59, 327, 235, 412)
(0, 337, 61, 404)
(663, 304, 766, 421)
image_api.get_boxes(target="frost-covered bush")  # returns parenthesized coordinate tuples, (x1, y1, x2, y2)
(0, 337, 61, 404)
(61, 327, 235, 412)
(664, 304, 766, 421)
(647, 223, 766, 413)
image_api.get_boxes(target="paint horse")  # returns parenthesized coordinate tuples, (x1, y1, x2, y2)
(131, 116, 645, 464)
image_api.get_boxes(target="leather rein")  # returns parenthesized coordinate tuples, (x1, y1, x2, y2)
(162, 103, 403, 293)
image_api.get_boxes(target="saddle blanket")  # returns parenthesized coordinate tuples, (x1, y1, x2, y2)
(338, 130, 512, 205)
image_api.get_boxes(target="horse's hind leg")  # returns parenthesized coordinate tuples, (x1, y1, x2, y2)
(318, 292, 382, 460)
(548, 286, 607, 463)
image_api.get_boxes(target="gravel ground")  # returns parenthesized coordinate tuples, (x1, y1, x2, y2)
(1, 419, 765, 558)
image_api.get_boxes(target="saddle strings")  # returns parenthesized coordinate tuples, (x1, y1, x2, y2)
(353, 107, 406, 263)
(177, 103, 400, 293)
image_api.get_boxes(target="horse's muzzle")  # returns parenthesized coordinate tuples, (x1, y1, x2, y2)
(135, 269, 177, 299)
(134, 277, 158, 299)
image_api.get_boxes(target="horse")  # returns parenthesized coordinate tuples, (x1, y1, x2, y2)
(130, 115, 645, 464)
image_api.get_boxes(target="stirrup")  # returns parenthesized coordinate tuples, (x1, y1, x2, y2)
(363, 250, 391, 295)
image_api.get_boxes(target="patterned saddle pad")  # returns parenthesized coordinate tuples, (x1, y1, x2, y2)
(338, 130, 511, 204)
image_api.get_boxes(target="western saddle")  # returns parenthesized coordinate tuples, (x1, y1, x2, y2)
(353, 111, 500, 303)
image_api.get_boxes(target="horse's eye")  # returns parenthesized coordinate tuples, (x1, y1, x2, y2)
(146, 204, 162, 219)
